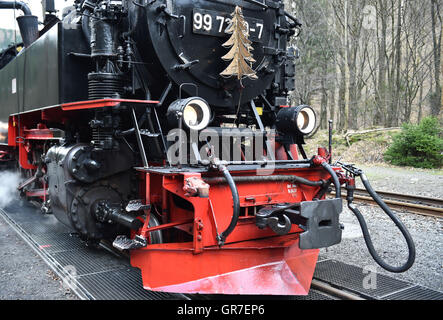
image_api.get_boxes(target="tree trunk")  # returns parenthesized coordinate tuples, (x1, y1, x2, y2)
(320, 78, 328, 129)
(343, 0, 350, 132)
(430, 0, 442, 117)
(393, 0, 402, 126)
(418, 82, 424, 123)
(375, 0, 388, 126)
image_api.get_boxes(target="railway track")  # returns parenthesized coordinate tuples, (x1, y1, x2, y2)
(332, 188, 443, 218)
(310, 279, 366, 300)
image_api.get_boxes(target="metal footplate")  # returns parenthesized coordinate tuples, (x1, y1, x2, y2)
(113, 235, 147, 251)
(256, 199, 343, 250)
(125, 200, 150, 212)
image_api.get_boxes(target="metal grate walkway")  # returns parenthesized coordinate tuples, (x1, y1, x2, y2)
(0, 203, 186, 300)
(313, 259, 443, 300)
(1, 203, 441, 300)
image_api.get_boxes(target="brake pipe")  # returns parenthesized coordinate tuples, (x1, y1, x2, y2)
(204, 175, 327, 187)
(346, 174, 416, 273)
(337, 162, 416, 273)
(313, 156, 342, 199)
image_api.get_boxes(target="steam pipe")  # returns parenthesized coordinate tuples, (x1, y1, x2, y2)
(0, 1, 32, 16)
(0, 1, 38, 47)
(81, 0, 100, 43)
(81, 8, 91, 43)
(122, 0, 143, 38)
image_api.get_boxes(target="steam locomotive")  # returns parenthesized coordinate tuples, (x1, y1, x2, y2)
(0, 0, 415, 295)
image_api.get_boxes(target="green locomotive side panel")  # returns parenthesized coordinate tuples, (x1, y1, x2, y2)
(0, 25, 59, 121)
(0, 21, 91, 126)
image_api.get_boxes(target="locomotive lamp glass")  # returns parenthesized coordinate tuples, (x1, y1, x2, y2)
(296, 106, 317, 135)
(167, 97, 212, 131)
(276, 105, 317, 136)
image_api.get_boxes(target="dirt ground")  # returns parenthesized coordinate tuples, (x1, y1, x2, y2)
(0, 217, 78, 300)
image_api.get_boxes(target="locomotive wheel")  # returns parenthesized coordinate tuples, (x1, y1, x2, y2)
(70, 183, 128, 242)
(146, 213, 163, 245)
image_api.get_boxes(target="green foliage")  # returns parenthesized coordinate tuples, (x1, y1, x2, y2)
(384, 117, 443, 169)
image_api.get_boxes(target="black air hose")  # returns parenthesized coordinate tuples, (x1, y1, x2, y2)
(321, 162, 341, 199)
(217, 165, 240, 246)
(325, 162, 415, 272)
(347, 174, 416, 273)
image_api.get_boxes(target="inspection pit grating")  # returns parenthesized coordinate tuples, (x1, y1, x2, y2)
(1, 203, 441, 300)
(314, 259, 442, 300)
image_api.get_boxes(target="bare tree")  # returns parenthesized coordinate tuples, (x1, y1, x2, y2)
(430, 0, 442, 117)
(286, 0, 441, 130)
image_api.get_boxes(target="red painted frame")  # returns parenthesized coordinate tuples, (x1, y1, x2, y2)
(5, 98, 339, 295)
(131, 161, 333, 295)
(8, 99, 159, 169)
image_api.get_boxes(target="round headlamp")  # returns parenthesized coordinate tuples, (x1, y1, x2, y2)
(167, 97, 212, 131)
(296, 106, 316, 135)
(276, 105, 317, 136)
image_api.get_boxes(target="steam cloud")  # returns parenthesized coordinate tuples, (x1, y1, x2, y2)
(0, 121, 7, 143)
(0, 171, 20, 208)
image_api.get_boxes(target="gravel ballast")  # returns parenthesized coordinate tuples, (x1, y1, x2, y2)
(354, 164, 443, 199)
(320, 164, 443, 292)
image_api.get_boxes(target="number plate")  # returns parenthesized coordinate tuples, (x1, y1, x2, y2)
(192, 9, 264, 43)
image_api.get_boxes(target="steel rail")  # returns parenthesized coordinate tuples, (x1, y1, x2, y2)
(0, 207, 192, 301)
(332, 189, 443, 218)
(310, 279, 367, 300)
(353, 188, 443, 208)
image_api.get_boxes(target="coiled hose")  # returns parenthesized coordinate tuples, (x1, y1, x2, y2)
(348, 174, 416, 273)
(323, 162, 415, 273)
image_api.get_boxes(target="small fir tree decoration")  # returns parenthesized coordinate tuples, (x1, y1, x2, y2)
(220, 6, 258, 82)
